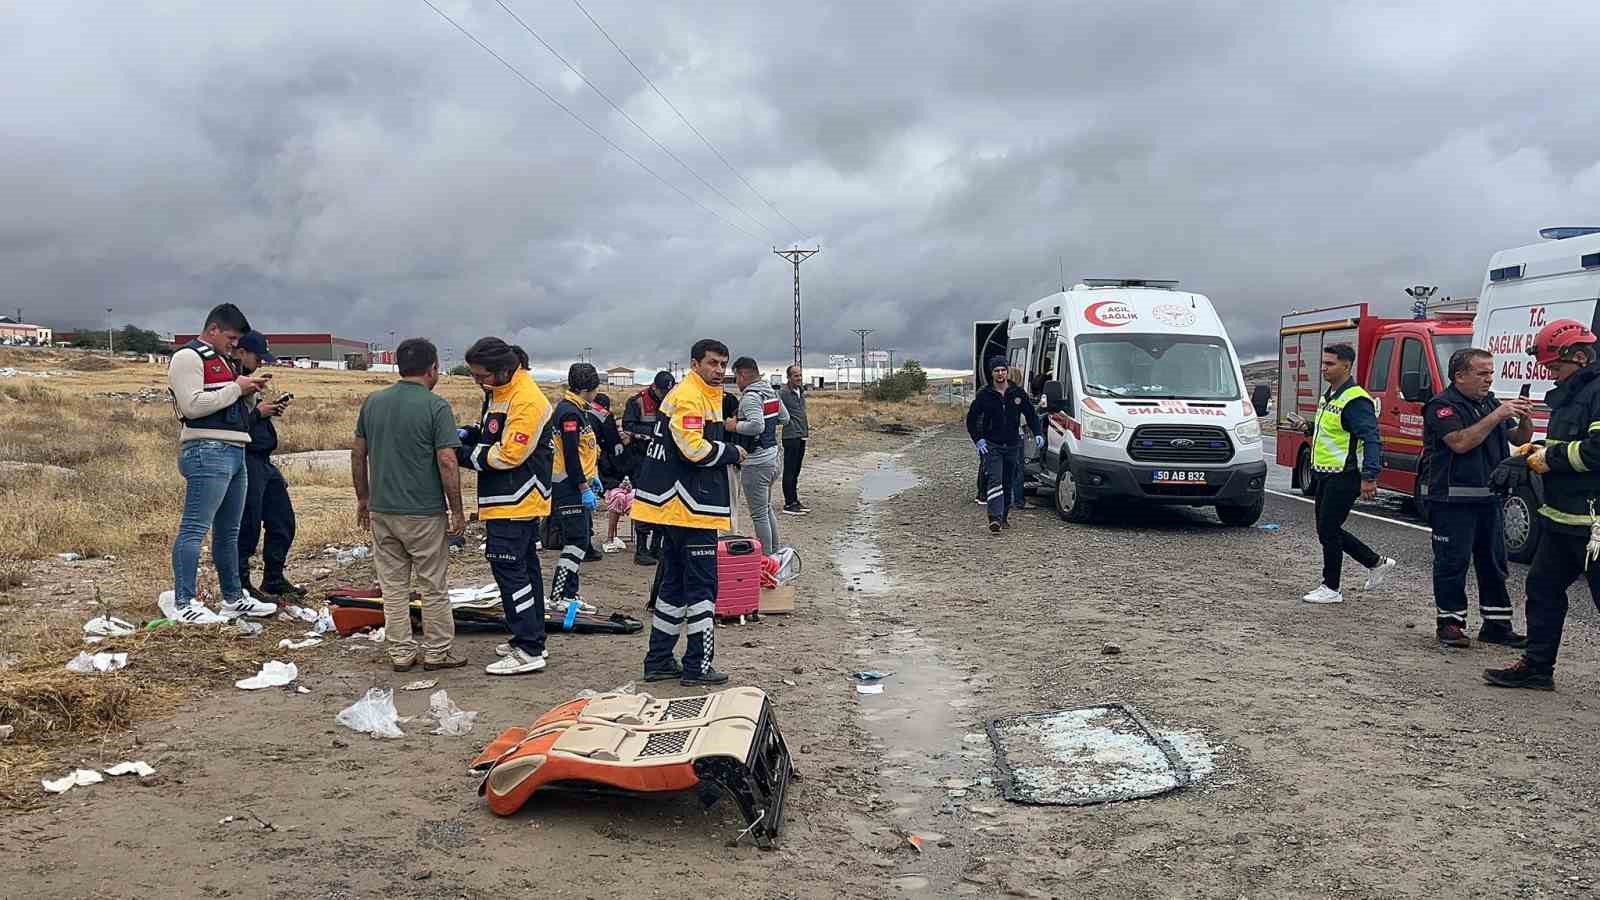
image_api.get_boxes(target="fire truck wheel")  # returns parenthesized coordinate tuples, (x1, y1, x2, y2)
(1295, 449, 1315, 498)
(1503, 486, 1541, 565)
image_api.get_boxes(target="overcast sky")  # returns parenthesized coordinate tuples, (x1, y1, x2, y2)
(5, 1, 1599, 370)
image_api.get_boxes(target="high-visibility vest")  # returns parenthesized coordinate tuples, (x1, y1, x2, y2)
(1312, 382, 1371, 473)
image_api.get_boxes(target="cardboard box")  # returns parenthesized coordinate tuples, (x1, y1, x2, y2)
(760, 584, 796, 615)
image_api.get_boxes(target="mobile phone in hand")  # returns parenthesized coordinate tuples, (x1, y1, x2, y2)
(1519, 384, 1531, 399)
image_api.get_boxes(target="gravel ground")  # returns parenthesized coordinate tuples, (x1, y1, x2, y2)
(4, 423, 1600, 898)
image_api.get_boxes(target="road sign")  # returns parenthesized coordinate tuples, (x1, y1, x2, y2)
(865, 350, 890, 364)
(829, 355, 855, 367)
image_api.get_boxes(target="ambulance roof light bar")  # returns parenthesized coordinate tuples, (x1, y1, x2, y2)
(1077, 278, 1181, 290)
(1539, 227, 1600, 240)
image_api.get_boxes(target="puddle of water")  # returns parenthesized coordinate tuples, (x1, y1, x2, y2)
(859, 457, 922, 502)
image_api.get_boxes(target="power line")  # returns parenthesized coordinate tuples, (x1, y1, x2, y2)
(569, 0, 809, 242)
(418, 0, 763, 243)
(489, 0, 781, 242)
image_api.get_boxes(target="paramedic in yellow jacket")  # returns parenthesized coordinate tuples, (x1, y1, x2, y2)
(550, 363, 603, 615)
(634, 338, 746, 686)
(458, 337, 556, 676)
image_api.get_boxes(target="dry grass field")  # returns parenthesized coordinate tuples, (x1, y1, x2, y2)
(0, 346, 958, 802)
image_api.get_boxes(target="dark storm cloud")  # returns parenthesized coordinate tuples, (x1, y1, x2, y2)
(4, 0, 1599, 373)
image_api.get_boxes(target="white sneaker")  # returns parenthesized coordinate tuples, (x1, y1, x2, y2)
(495, 643, 549, 658)
(602, 538, 626, 553)
(220, 595, 279, 618)
(175, 601, 228, 625)
(157, 590, 178, 619)
(1301, 585, 1344, 605)
(1363, 557, 1398, 591)
(486, 648, 546, 675)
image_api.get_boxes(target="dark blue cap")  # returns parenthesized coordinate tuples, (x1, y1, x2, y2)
(238, 332, 275, 362)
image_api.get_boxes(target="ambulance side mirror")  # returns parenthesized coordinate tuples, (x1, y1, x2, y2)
(1043, 380, 1066, 412)
(1250, 384, 1270, 418)
(1400, 371, 1431, 403)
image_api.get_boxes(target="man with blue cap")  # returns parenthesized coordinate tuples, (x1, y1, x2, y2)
(234, 331, 303, 598)
(966, 355, 1043, 532)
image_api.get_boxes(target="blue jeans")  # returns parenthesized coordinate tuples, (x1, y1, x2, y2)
(172, 440, 249, 608)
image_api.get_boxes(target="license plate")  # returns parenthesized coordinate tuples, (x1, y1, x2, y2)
(1148, 469, 1210, 484)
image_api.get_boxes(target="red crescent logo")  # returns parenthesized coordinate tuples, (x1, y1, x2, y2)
(1085, 300, 1136, 327)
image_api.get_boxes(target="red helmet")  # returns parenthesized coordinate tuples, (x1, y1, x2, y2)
(1531, 319, 1598, 366)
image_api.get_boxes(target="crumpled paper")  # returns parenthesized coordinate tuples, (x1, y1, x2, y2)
(42, 768, 103, 794)
(235, 660, 298, 690)
(104, 760, 156, 777)
(428, 690, 478, 736)
(66, 651, 128, 674)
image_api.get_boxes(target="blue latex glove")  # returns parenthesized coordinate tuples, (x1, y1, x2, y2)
(975, 439, 989, 455)
(1035, 435, 1045, 450)
(581, 488, 598, 511)
(457, 424, 482, 444)
(589, 475, 604, 494)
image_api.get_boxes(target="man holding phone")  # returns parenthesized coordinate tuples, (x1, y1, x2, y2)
(1422, 348, 1533, 648)
(234, 332, 304, 599)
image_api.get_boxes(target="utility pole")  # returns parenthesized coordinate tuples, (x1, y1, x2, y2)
(106, 307, 114, 353)
(774, 247, 820, 366)
(885, 348, 898, 376)
(851, 328, 873, 391)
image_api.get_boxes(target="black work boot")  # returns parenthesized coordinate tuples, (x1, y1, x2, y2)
(260, 574, 308, 598)
(643, 660, 683, 683)
(635, 548, 658, 567)
(1437, 624, 1472, 648)
(681, 666, 730, 687)
(1483, 659, 1554, 691)
(1477, 627, 1528, 649)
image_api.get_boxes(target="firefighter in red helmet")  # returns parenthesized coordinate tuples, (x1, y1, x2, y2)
(1486, 318, 1600, 690)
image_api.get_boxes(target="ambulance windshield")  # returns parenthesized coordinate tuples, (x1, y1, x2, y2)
(1076, 334, 1241, 400)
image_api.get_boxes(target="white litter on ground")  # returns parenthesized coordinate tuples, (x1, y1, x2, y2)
(336, 688, 405, 739)
(83, 616, 135, 637)
(65, 651, 129, 674)
(990, 706, 1218, 805)
(400, 679, 438, 692)
(428, 690, 478, 736)
(235, 660, 298, 690)
(42, 769, 104, 794)
(104, 761, 156, 777)
(277, 638, 322, 650)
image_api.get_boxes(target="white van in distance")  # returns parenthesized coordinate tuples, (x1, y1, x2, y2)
(975, 279, 1267, 526)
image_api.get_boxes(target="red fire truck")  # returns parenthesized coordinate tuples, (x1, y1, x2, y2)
(1275, 302, 1475, 513)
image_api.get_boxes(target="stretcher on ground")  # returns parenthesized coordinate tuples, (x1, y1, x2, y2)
(325, 585, 642, 636)
(470, 687, 793, 848)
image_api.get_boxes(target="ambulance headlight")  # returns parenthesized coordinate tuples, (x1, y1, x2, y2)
(1084, 414, 1124, 442)
(1234, 417, 1261, 444)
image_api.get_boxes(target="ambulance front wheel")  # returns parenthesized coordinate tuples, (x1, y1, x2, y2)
(1054, 465, 1096, 523)
(1216, 496, 1264, 527)
(1503, 486, 1542, 565)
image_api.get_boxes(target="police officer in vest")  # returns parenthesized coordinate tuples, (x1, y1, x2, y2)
(1486, 320, 1600, 690)
(1423, 348, 1533, 648)
(234, 332, 305, 599)
(1293, 342, 1397, 604)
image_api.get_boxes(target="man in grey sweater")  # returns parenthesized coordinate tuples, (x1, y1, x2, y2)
(728, 357, 790, 555)
(779, 364, 810, 515)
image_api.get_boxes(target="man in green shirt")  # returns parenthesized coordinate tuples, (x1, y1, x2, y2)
(351, 338, 467, 671)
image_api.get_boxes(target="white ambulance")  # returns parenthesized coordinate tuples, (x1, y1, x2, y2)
(1470, 226, 1600, 562)
(973, 278, 1267, 526)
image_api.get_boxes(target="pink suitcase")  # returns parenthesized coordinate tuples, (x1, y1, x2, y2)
(715, 536, 762, 618)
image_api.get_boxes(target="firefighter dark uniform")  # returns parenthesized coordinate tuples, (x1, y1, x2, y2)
(457, 368, 555, 661)
(1422, 385, 1516, 639)
(238, 392, 298, 597)
(633, 368, 739, 683)
(551, 391, 601, 608)
(1510, 359, 1600, 683)
(622, 382, 670, 565)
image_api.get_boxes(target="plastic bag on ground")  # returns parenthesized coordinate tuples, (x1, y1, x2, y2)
(42, 768, 103, 793)
(336, 688, 405, 739)
(104, 761, 155, 777)
(235, 660, 298, 690)
(277, 638, 322, 650)
(574, 682, 637, 700)
(428, 690, 478, 736)
(234, 620, 264, 637)
(66, 651, 128, 674)
(311, 607, 335, 635)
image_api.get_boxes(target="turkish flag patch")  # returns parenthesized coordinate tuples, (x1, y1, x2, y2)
(1435, 407, 1454, 419)
(513, 432, 530, 444)
(562, 420, 579, 432)
(684, 415, 704, 429)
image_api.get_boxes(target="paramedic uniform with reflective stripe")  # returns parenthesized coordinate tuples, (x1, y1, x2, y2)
(458, 369, 555, 656)
(1423, 385, 1515, 632)
(1310, 379, 1384, 590)
(623, 389, 667, 560)
(1521, 360, 1600, 674)
(551, 392, 601, 608)
(634, 369, 739, 677)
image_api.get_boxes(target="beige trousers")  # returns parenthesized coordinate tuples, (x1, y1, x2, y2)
(370, 512, 454, 661)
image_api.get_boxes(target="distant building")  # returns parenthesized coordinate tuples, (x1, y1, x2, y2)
(0, 320, 52, 345)
(172, 332, 373, 366)
(604, 365, 636, 387)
